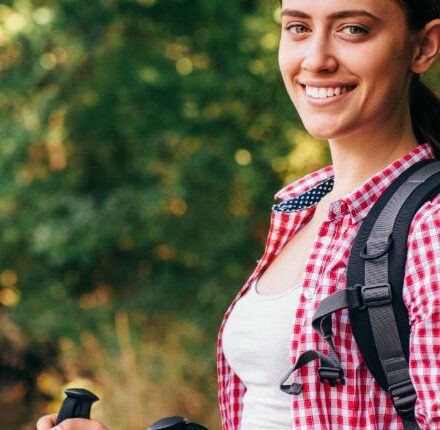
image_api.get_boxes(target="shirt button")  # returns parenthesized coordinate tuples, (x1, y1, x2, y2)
(332, 202, 342, 214)
(304, 289, 314, 301)
(329, 200, 348, 221)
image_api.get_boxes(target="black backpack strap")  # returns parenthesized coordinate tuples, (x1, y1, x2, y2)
(347, 159, 440, 428)
(280, 159, 440, 430)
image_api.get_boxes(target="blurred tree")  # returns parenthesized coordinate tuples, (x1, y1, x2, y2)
(0, 0, 302, 339)
(0, 0, 316, 426)
(0, 0, 437, 428)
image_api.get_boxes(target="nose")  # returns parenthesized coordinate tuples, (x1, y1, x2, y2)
(301, 30, 338, 73)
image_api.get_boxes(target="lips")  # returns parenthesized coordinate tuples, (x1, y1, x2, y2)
(299, 80, 358, 88)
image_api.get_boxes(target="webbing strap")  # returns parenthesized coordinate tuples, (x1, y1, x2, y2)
(279, 287, 349, 394)
(279, 349, 344, 395)
(402, 416, 422, 430)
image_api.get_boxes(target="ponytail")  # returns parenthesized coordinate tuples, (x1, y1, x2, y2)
(400, 0, 440, 158)
(410, 75, 440, 158)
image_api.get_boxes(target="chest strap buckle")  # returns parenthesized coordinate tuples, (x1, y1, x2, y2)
(318, 366, 345, 387)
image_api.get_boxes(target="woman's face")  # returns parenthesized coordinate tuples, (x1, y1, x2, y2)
(278, 0, 415, 140)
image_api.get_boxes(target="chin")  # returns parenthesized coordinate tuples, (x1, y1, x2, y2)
(300, 113, 357, 140)
(302, 121, 339, 140)
(306, 129, 334, 140)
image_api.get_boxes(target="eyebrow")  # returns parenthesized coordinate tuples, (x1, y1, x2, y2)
(280, 9, 381, 22)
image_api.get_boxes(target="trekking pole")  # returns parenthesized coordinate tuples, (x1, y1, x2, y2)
(56, 386, 208, 429)
(55, 388, 99, 425)
(147, 416, 208, 430)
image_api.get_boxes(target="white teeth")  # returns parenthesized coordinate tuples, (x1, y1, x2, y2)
(318, 88, 327, 99)
(304, 85, 354, 99)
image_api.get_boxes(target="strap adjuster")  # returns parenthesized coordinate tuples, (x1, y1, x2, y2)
(361, 283, 392, 309)
(348, 283, 392, 310)
(318, 366, 345, 387)
(389, 379, 417, 417)
(360, 236, 393, 260)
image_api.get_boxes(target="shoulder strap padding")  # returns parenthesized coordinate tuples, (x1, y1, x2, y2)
(346, 159, 440, 391)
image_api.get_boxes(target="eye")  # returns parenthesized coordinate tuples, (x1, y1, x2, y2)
(341, 25, 369, 35)
(285, 23, 310, 34)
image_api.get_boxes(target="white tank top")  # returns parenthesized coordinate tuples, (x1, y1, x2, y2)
(222, 277, 302, 430)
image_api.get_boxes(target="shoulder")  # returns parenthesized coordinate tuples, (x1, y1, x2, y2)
(405, 195, 440, 294)
(404, 194, 440, 323)
(407, 194, 440, 245)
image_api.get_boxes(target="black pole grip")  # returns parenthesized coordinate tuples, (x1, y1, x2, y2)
(147, 416, 208, 430)
(147, 416, 187, 430)
(55, 388, 99, 425)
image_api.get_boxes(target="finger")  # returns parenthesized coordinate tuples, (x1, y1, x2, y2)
(57, 418, 108, 430)
(36, 414, 57, 430)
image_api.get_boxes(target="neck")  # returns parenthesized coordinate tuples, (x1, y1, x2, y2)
(326, 106, 419, 199)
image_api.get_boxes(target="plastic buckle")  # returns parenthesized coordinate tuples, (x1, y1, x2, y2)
(389, 379, 417, 417)
(318, 366, 345, 387)
(347, 284, 364, 309)
(360, 283, 392, 310)
(360, 236, 393, 260)
(347, 283, 393, 310)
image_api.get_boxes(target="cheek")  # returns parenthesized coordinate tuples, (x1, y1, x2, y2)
(345, 37, 410, 87)
(277, 49, 289, 79)
(278, 40, 299, 78)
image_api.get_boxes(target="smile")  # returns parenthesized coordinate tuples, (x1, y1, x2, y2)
(300, 84, 357, 105)
(305, 84, 356, 99)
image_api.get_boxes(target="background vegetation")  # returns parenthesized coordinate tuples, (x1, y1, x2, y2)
(0, 1, 438, 429)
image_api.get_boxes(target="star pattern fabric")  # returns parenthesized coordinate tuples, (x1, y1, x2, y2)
(273, 177, 335, 213)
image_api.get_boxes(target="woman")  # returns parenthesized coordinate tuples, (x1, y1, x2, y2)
(38, 0, 440, 429)
(219, 0, 440, 429)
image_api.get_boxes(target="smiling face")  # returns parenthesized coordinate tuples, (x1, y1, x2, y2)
(278, 0, 416, 140)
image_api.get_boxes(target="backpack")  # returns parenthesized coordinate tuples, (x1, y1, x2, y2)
(279, 158, 440, 430)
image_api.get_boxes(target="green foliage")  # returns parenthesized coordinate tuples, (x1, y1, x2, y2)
(0, 2, 305, 425)
(1, 0, 438, 428)
(0, 0, 297, 340)
(0, 0, 312, 428)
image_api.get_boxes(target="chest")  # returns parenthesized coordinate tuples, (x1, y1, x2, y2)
(256, 206, 332, 296)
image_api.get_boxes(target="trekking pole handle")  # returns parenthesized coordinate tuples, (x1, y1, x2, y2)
(147, 416, 208, 430)
(55, 388, 100, 425)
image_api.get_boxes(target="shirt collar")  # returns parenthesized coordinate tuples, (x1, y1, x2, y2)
(273, 142, 436, 224)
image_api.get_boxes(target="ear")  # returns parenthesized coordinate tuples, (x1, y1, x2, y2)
(411, 18, 440, 74)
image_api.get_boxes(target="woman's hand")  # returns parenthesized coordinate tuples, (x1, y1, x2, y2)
(36, 414, 109, 430)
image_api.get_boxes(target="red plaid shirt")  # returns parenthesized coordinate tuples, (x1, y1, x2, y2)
(217, 142, 440, 429)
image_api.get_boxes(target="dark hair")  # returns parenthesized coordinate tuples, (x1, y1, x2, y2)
(399, 0, 440, 157)
(278, 0, 440, 157)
